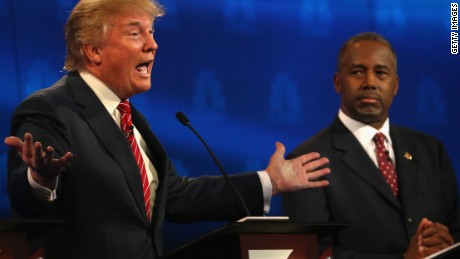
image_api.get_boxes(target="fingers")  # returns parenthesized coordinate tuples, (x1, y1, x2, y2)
(6, 132, 73, 174)
(32, 144, 52, 171)
(299, 152, 321, 165)
(55, 151, 73, 167)
(4, 133, 36, 158)
(303, 165, 331, 188)
(25, 133, 35, 154)
(4, 136, 24, 150)
(305, 167, 331, 181)
(267, 141, 331, 194)
(62, 151, 73, 161)
(34, 141, 44, 157)
(420, 223, 454, 247)
(305, 178, 330, 188)
(302, 155, 329, 172)
(274, 141, 286, 157)
(416, 218, 431, 235)
(297, 152, 330, 178)
(43, 145, 55, 164)
(417, 221, 454, 257)
(298, 153, 331, 189)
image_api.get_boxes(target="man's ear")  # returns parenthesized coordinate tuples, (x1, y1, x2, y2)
(333, 72, 341, 93)
(82, 44, 102, 65)
(393, 74, 399, 96)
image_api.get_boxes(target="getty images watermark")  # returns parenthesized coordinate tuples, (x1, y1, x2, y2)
(452, 3, 458, 54)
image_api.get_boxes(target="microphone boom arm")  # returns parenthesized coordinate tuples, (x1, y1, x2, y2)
(176, 112, 251, 217)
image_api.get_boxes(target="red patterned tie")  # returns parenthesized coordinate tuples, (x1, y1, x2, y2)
(117, 100, 151, 220)
(373, 133, 399, 197)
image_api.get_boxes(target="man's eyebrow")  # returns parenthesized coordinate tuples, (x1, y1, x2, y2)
(123, 21, 154, 31)
(374, 64, 390, 69)
(349, 64, 390, 69)
(350, 64, 366, 69)
(124, 21, 142, 27)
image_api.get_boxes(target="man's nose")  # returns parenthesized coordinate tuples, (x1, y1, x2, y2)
(144, 35, 158, 52)
(362, 72, 377, 89)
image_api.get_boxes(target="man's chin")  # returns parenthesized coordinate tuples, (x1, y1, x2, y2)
(356, 112, 384, 124)
(133, 83, 152, 94)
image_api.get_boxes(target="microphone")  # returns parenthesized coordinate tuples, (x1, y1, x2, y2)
(175, 111, 251, 217)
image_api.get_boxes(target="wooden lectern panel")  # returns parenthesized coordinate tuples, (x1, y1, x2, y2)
(160, 221, 348, 259)
(0, 233, 28, 259)
(240, 233, 317, 259)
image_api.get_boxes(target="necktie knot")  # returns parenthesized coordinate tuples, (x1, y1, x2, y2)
(117, 100, 133, 136)
(373, 132, 386, 146)
(117, 99, 131, 115)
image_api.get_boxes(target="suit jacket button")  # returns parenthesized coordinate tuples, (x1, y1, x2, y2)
(407, 218, 413, 224)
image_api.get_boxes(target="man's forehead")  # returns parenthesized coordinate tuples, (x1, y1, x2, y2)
(344, 42, 395, 64)
(107, 15, 154, 30)
(110, 8, 154, 25)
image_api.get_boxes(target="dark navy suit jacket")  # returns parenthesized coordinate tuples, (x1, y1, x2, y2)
(7, 71, 264, 258)
(282, 117, 460, 259)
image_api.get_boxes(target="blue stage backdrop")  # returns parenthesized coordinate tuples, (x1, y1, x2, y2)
(1, 0, 459, 253)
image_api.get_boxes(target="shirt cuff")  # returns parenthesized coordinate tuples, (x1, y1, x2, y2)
(27, 167, 58, 202)
(257, 170, 272, 214)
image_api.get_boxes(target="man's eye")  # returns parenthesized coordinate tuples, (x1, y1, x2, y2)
(376, 71, 389, 77)
(351, 70, 363, 75)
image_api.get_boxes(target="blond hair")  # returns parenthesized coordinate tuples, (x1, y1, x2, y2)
(64, 0, 164, 71)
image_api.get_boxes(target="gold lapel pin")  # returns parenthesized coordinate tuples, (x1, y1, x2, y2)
(404, 152, 412, 160)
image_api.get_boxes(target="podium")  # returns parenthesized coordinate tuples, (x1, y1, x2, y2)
(0, 219, 62, 259)
(161, 220, 348, 259)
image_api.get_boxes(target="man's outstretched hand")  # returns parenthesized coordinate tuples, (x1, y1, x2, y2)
(5, 133, 72, 189)
(265, 141, 330, 195)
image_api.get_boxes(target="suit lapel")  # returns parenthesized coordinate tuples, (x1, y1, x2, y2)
(131, 104, 170, 225)
(66, 72, 149, 221)
(131, 106, 167, 185)
(331, 118, 401, 208)
(390, 127, 419, 207)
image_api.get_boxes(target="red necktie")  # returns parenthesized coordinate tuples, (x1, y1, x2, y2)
(373, 133, 399, 197)
(117, 100, 151, 220)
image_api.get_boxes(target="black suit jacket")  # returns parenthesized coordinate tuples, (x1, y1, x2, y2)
(7, 72, 264, 258)
(282, 117, 460, 259)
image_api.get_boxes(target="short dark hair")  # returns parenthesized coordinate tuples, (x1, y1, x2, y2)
(336, 32, 397, 71)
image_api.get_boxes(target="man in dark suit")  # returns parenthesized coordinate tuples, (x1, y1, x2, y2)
(282, 32, 460, 259)
(4, 0, 331, 258)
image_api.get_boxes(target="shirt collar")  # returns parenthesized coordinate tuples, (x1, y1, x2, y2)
(79, 71, 122, 116)
(338, 109, 392, 146)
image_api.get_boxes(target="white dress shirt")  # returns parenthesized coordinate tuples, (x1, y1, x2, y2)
(338, 109, 396, 167)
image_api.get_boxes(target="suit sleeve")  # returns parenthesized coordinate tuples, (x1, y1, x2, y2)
(437, 141, 460, 242)
(164, 159, 264, 222)
(130, 108, 266, 222)
(7, 94, 70, 218)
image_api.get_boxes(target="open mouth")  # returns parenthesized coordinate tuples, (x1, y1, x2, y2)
(136, 60, 153, 75)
